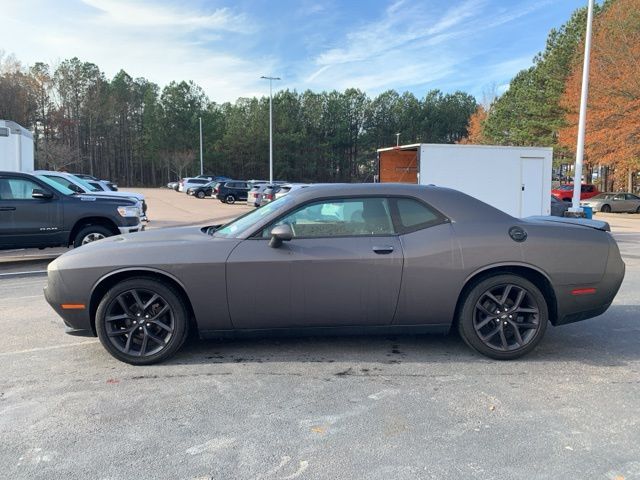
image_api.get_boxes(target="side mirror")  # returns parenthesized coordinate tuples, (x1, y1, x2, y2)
(269, 224, 293, 248)
(32, 188, 53, 200)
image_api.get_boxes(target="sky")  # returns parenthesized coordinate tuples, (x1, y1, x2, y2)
(1, 0, 588, 103)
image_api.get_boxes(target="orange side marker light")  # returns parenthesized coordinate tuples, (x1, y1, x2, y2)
(61, 304, 86, 310)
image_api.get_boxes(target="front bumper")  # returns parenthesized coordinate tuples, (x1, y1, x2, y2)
(118, 222, 145, 234)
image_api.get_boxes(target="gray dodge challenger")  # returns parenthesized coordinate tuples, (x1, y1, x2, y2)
(44, 184, 625, 364)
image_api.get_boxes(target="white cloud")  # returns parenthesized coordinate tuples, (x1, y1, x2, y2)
(1, 0, 270, 102)
(81, 0, 252, 32)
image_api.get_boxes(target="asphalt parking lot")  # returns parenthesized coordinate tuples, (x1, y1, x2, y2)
(1, 192, 639, 480)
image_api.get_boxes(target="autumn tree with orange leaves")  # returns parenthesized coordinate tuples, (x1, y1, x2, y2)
(459, 106, 488, 144)
(560, 0, 640, 191)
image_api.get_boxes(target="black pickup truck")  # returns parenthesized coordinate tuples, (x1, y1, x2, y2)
(0, 171, 143, 250)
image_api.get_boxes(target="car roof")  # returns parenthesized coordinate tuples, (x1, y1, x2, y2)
(285, 183, 512, 222)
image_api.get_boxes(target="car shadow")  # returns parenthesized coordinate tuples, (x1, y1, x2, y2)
(167, 304, 640, 368)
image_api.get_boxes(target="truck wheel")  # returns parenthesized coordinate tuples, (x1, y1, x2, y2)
(95, 277, 189, 365)
(457, 274, 548, 360)
(196, 191, 205, 199)
(74, 225, 113, 248)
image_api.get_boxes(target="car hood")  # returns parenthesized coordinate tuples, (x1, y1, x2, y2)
(81, 191, 144, 201)
(51, 225, 241, 271)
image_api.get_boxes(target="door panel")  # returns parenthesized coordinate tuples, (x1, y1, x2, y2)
(226, 236, 403, 329)
(520, 157, 544, 217)
(0, 177, 64, 249)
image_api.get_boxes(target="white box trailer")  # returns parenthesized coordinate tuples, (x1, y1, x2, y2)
(0, 120, 34, 173)
(377, 143, 553, 217)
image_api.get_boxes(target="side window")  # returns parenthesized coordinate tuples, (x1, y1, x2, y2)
(262, 197, 394, 238)
(392, 198, 443, 233)
(614, 194, 625, 201)
(0, 178, 44, 200)
(46, 175, 79, 192)
(626, 194, 639, 200)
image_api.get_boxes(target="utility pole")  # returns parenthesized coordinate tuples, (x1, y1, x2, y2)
(569, 0, 595, 214)
(261, 75, 281, 183)
(199, 117, 203, 176)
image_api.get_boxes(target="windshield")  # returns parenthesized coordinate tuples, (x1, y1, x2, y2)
(214, 195, 294, 238)
(556, 185, 573, 190)
(70, 175, 101, 192)
(37, 175, 75, 195)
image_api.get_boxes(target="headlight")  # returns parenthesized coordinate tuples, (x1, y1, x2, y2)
(117, 206, 140, 218)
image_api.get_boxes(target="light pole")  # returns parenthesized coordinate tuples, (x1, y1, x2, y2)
(261, 75, 280, 183)
(199, 116, 203, 176)
(396, 133, 400, 147)
(569, 0, 595, 214)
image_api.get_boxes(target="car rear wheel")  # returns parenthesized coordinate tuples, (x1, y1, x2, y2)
(225, 194, 236, 204)
(601, 204, 611, 213)
(457, 274, 548, 360)
(196, 190, 205, 199)
(95, 278, 189, 365)
(74, 225, 113, 248)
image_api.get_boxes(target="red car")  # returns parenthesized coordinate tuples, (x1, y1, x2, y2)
(551, 184, 600, 202)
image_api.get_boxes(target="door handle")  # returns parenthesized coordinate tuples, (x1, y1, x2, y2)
(372, 245, 394, 254)
(0, 206, 16, 211)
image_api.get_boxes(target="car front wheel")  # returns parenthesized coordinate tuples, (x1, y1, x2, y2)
(196, 191, 205, 199)
(74, 225, 113, 248)
(457, 274, 548, 360)
(601, 204, 611, 213)
(95, 278, 189, 365)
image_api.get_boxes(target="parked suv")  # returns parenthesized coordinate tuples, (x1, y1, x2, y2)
(215, 180, 250, 204)
(178, 178, 210, 192)
(188, 181, 216, 199)
(0, 171, 143, 250)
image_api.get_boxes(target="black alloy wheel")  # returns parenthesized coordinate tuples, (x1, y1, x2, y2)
(601, 204, 611, 213)
(96, 278, 188, 364)
(225, 194, 236, 204)
(458, 274, 548, 360)
(196, 190, 205, 199)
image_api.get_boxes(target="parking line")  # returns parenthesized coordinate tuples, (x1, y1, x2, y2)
(0, 340, 99, 357)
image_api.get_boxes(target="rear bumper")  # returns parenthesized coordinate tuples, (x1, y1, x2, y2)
(554, 235, 625, 325)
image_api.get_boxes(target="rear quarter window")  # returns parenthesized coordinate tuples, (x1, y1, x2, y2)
(393, 198, 445, 234)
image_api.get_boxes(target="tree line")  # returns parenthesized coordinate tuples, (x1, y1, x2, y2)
(0, 53, 476, 186)
(465, 0, 639, 192)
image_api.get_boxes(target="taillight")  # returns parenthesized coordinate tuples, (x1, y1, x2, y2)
(252, 193, 258, 198)
(265, 194, 273, 200)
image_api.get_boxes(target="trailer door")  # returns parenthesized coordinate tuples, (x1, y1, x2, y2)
(520, 157, 544, 217)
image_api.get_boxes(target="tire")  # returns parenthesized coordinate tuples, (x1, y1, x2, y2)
(73, 224, 113, 248)
(225, 194, 236, 204)
(457, 274, 548, 360)
(95, 278, 189, 365)
(635, 206, 640, 214)
(601, 204, 611, 213)
(196, 191, 205, 199)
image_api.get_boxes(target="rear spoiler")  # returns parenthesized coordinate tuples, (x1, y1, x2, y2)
(525, 216, 611, 232)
